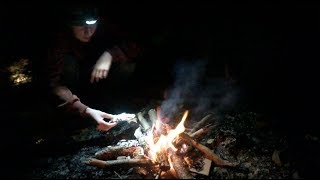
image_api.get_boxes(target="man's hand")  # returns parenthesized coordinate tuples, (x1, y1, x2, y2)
(91, 51, 112, 83)
(85, 107, 117, 131)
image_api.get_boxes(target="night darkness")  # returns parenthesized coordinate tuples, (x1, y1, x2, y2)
(1, 1, 320, 179)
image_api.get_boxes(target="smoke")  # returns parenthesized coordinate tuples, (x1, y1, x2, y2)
(160, 59, 240, 121)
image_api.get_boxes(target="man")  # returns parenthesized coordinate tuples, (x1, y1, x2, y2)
(46, 6, 141, 132)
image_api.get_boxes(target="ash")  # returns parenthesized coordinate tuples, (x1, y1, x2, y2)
(32, 146, 108, 179)
(30, 121, 143, 179)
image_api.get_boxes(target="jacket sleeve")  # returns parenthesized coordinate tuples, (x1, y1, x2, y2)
(98, 22, 142, 62)
(47, 47, 88, 116)
(107, 41, 142, 62)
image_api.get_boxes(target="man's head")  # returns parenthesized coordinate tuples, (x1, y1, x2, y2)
(67, 7, 99, 42)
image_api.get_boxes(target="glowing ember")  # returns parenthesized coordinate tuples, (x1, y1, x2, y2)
(147, 110, 189, 161)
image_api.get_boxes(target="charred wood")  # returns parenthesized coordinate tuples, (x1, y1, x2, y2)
(95, 146, 140, 160)
(169, 153, 194, 179)
(157, 151, 170, 171)
(179, 133, 239, 168)
(84, 158, 155, 168)
(190, 113, 215, 134)
(189, 124, 215, 139)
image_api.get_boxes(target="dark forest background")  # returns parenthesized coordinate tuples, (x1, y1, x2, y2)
(0, 1, 320, 178)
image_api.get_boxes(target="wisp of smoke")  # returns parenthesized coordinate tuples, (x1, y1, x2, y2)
(160, 59, 240, 122)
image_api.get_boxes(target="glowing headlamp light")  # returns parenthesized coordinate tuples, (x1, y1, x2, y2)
(85, 19, 97, 25)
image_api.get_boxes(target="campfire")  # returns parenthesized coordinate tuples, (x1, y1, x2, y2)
(84, 107, 239, 179)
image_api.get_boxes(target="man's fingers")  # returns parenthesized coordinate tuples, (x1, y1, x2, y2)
(91, 68, 109, 83)
(95, 70, 100, 83)
(96, 121, 117, 131)
(98, 70, 103, 79)
(91, 69, 97, 83)
(108, 122, 117, 126)
(90, 71, 95, 84)
(102, 69, 108, 78)
(101, 113, 115, 119)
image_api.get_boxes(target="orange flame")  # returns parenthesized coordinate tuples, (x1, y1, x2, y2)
(147, 110, 189, 161)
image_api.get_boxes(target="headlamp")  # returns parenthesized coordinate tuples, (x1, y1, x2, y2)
(68, 7, 99, 26)
(85, 19, 97, 25)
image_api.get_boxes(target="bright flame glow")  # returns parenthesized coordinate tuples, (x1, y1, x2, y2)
(85, 20, 97, 25)
(147, 110, 189, 161)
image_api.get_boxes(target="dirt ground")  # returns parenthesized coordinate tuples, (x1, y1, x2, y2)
(22, 105, 318, 179)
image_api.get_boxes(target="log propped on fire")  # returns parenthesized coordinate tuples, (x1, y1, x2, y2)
(169, 152, 194, 179)
(94, 146, 144, 160)
(84, 158, 155, 168)
(84, 108, 240, 179)
(178, 133, 239, 168)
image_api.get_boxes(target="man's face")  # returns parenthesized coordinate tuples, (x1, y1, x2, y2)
(72, 25, 97, 43)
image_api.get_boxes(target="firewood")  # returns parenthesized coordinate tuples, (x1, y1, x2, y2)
(155, 169, 162, 179)
(173, 125, 214, 152)
(179, 133, 239, 168)
(148, 108, 157, 124)
(169, 153, 194, 179)
(157, 151, 170, 171)
(84, 158, 155, 168)
(189, 124, 215, 139)
(190, 113, 214, 134)
(95, 146, 140, 160)
(161, 170, 177, 179)
(137, 112, 151, 131)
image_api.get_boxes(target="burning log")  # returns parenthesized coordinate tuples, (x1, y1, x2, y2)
(95, 146, 141, 160)
(190, 113, 215, 134)
(179, 133, 239, 168)
(169, 153, 194, 179)
(84, 158, 155, 168)
(160, 170, 178, 179)
(174, 125, 214, 153)
(86, 109, 239, 179)
(156, 151, 170, 171)
(155, 169, 162, 179)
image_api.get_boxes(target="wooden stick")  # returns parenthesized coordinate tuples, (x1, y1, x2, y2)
(148, 108, 157, 124)
(95, 146, 140, 160)
(174, 125, 214, 152)
(179, 133, 239, 167)
(155, 169, 162, 179)
(169, 153, 194, 179)
(84, 158, 155, 168)
(189, 124, 215, 139)
(157, 151, 170, 171)
(137, 112, 151, 131)
(190, 113, 214, 134)
(160, 170, 177, 179)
